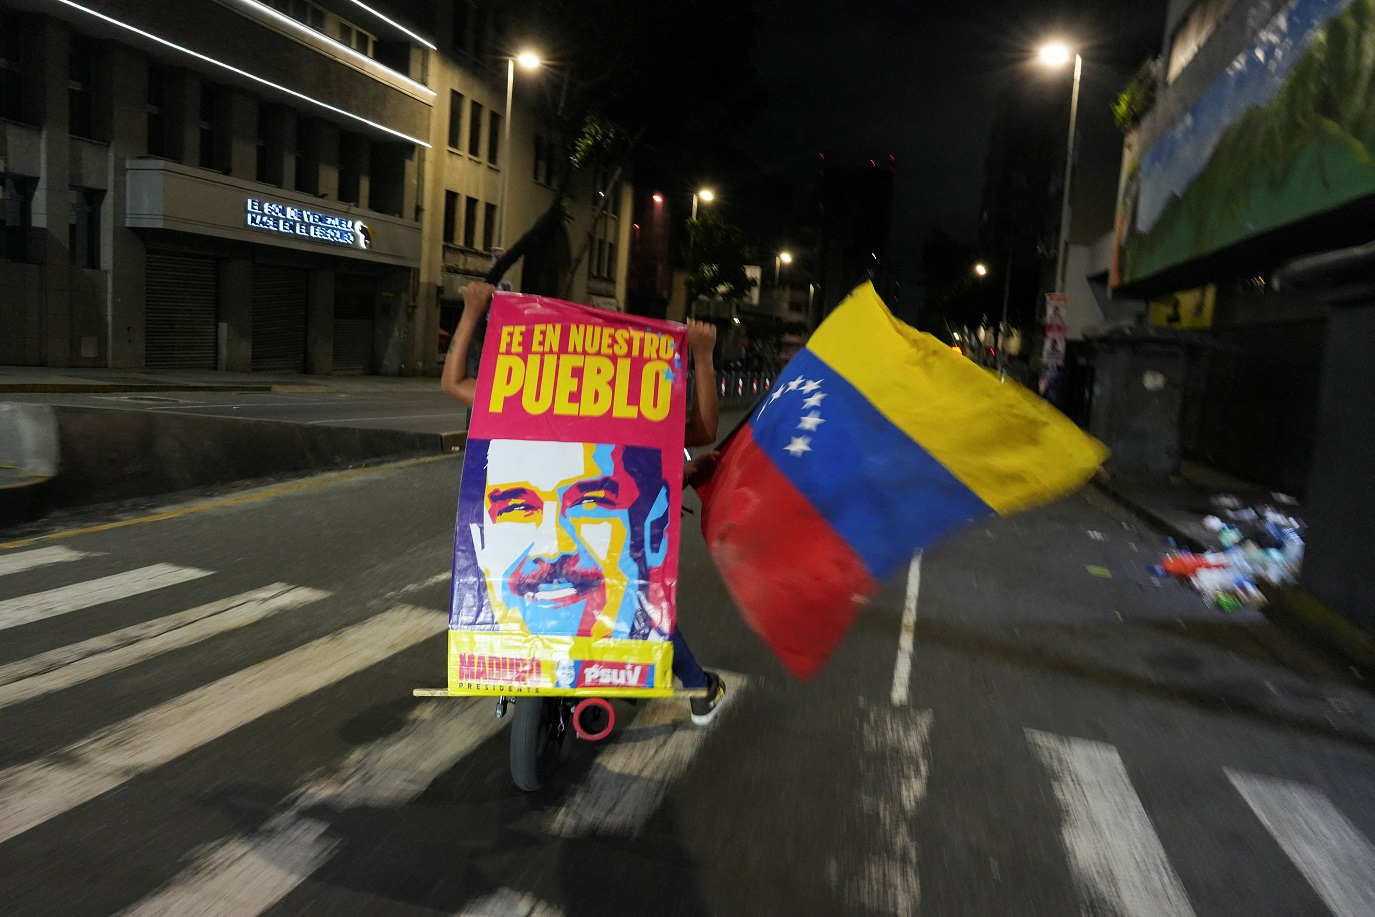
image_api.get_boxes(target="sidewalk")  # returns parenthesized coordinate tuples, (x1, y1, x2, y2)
(1095, 462, 1375, 680)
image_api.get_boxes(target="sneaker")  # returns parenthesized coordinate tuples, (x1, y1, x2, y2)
(690, 671, 727, 726)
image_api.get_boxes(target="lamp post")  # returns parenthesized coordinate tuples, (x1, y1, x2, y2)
(775, 250, 793, 287)
(497, 50, 541, 250)
(691, 188, 714, 220)
(1039, 41, 1082, 295)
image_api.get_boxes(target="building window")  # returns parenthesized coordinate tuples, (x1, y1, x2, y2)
(487, 110, 501, 165)
(483, 202, 496, 251)
(146, 63, 167, 157)
(337, 20, 374, 56)
(339, 133, 362, 205)
(69, 188, 102, 269)
(0, 13, 24, 123)
(468, 100, 482, 156)
(448, 90, 463, 148)
(443, 190, 458, 243)
(199, 83, 222, 170)
(463, 196, 478, 248)
(607, 241, 617, 276)
(0, 175, 37, 262)
(68, 35, 96, 140)
(256, 105, 287, 187)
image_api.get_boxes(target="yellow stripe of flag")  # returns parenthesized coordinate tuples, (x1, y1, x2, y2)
(806, 283, 1108, 516)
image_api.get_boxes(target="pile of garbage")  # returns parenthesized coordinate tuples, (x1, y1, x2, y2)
(1153, 494, 1306, 613)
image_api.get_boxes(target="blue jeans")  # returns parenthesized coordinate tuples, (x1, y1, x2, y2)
(672, 627, 708, 689)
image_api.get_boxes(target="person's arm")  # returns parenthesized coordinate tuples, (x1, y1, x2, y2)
(684, 319, 718, 447)
(440, 281, 496, 407)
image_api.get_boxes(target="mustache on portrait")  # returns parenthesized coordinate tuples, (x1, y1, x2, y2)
(511, 553, 604, 598)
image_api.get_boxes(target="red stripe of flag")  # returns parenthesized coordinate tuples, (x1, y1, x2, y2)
(697, 425, 878, 678)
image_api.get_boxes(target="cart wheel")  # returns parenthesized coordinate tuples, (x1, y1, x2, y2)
(510, 697, 566, 792)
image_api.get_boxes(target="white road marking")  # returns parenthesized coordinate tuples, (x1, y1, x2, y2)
(1227, 770, 1375, 917)
(834, 706, 932, 917)
(0, 585, 328, 708)
(0, 546, 94, 577)
(1027, 730, 1196, 917)
(121, 700, 503, 917)
(454, 888, 563, 917)
(0, 604, 444, 845)
(547, 672, 746, 838)
(889, 553, 922, 706)
(0, 563, 213, 631)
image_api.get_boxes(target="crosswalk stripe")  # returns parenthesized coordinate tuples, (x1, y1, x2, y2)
(0, 563, 213, 631)
(0, 604, 444, 846)
(546, 672, 747, 838)
(121, 701, 503, 917)
(1227, 770, 1375, 917)
(839, 706, 932, 917)
(454, 888, 563, 917)
(0, 585, 329, 709)
(0, 547, 94, 578)
(1027, 730, 1197, 917)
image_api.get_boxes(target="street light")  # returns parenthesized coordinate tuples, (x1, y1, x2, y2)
(691, 188, 714, 220)
(974, 262, 988, 277)
(1039, 40, 1082, 295)
(775, 250, 793, 287)
(497, 49, 542, 249)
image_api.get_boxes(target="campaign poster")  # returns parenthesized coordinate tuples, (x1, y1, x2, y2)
(448, 294, 688, 697)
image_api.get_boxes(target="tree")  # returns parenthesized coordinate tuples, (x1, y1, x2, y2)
(683, 213, 759, 304)
(487, 0, 764, 290)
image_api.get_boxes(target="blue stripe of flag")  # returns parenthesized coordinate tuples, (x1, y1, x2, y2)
(748, 348, 993, 579)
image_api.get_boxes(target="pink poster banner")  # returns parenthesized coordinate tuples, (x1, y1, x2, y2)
(447, 294, 688, 696)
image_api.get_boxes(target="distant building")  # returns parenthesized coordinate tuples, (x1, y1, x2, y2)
(0, 0, 630, 375)
(813, 156, 895, 322)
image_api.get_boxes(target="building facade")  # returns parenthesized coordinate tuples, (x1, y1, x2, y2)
(0, 0, 631, 376)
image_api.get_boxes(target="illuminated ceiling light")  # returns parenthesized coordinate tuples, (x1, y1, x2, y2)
(52, 0, 431, 148)
(340, 0, 437, 49)
(235, 0, 434, 96)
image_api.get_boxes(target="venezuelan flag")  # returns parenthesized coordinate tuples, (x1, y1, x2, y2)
(697, 282, 1108, 678)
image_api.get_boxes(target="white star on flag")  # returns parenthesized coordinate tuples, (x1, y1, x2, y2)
(786, 376, 805, 392)
(801, 379, 823, 393)
(797, 412, 825, 432)
(784, 436, 812, 457)
(802, 392, 827, 409)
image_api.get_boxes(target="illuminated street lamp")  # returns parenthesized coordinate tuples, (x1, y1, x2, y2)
(775, 250, 793, 287)
(691, 188, 715, 220)
(497, 49, 542, 248)
(974, 262, 988, 277)
(1038, 40, 1082, 295)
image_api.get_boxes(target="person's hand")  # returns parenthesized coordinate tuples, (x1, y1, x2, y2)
(686, 319, 716, 360)
(461, 282, 496, 323)
(684, 450, 721, 488)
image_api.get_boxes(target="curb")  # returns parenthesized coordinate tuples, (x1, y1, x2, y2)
(0, 383, 278, 394)
(1093, 480, 1375, 681)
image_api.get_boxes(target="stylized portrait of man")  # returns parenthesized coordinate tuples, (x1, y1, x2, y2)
(452, 439, 671, 640)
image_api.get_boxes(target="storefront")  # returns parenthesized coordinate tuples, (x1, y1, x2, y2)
(125, 160, 421, 374)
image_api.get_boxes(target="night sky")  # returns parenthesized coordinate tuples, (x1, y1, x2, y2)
(739, 0, 1169, 284)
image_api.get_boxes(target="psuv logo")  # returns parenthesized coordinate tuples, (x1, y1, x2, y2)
(577, 662, 651, 688)
(354, 221, 373, 249)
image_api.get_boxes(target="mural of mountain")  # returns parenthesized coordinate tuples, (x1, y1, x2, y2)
(1122, 0, 1375, 284)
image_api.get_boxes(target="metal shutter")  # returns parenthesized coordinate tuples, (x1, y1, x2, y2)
(145, 251, 218, 369)
(251, 265, 308, 372)
(333, 275, 376, 374)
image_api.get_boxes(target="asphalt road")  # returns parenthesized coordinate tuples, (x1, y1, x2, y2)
(0, 451, 1373, 916)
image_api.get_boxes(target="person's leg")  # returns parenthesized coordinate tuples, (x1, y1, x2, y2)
(672, 627, 708, 689)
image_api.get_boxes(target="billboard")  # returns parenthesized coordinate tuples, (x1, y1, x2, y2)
(447, 294, 687, 696)
(1116, 0, 1375, 286)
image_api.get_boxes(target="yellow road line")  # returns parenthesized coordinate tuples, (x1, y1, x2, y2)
(0, 454, 459, 551)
